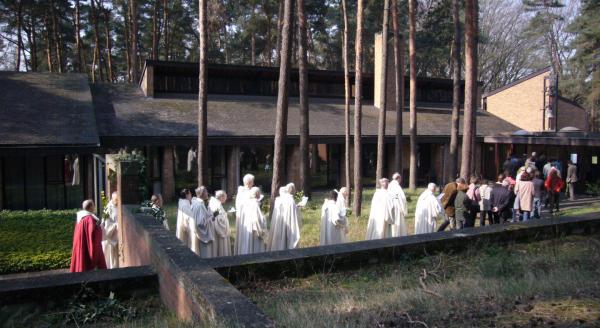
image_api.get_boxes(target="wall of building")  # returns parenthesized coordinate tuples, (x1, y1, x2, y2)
(557, 99, 588, 131)
(485, 72, 547, 132)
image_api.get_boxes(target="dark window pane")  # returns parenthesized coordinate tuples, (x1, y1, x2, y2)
(46, 156, 65, 209)
(4, 157, 25, 210)
(26, 157, 45, 209)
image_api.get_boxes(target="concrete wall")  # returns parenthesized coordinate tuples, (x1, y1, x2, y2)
(374, 33, 396, 111)
(486, 72, 546, 132)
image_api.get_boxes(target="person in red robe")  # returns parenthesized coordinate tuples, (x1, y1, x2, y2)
(70, 199, 107, 272)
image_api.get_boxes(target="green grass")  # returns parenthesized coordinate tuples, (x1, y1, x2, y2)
(243, 233, 600, 327)
(0, 209, 76, 274)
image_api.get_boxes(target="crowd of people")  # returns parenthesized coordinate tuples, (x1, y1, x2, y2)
(68, 152, 578, 269)
(434, 152, 576, 232)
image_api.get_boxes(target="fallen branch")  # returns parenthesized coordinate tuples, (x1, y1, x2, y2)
(401, 312, 429, 328)
(419, 269, 442, 298)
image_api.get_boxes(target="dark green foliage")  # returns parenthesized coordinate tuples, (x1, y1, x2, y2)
(0, 209, 76, 274)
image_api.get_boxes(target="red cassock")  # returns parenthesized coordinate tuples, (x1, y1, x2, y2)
(70, 215, 107, 272)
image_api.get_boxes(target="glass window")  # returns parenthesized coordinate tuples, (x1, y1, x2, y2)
(4, 157, 25, 210)
(46, 156, 65, 209)
(26, 157, 45, 209)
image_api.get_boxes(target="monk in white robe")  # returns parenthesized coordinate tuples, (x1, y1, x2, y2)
(336, 187, 350, 235)
(191, 187, 215, 258)
(320, 190, 347, 245)
(235, 174, 254, 251)
(366, 178, 395, 240)
(209, 190, 231, 257)
(389, 173, 408, 237)
(236, 187, 268, 255)
(267, 183, 301, 251)
(176, 189, 193, 247)
(102, 192, 119, 269)
(414, 183, 444, 234)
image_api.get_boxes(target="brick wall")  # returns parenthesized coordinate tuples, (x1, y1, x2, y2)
(558, 98, 588, 131)
(486, 72, 546, 132)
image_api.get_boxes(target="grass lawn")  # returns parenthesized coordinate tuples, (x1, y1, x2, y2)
(242, 233, 600, 327)
(164, 187, 425, 248)
(0, 209, 76, 274)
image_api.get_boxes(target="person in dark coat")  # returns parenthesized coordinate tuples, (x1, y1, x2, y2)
(438, 178, 464, 231)
(454, 182, 473, 229)
(490, 176, 512, 224)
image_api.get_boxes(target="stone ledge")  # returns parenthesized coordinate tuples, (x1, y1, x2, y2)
(123, 206, 274, 327)
(0, 265, 157, 306)
(204, 214, 600, 283)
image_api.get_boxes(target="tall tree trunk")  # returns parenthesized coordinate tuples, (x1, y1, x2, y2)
(448, 0, 461, 181)
(152, 0, 159, 60)
(198, 0, 208, 186)
(470, 0, 479, 174)
(408, 0, 417, 190)
(50, 0, 63, 73)
(353, 0, 365, 217)
(460, 0, 477, 178)
(270, 0, 293, 214)
(90, 0, 102, 82)
(275, 0, 284, 66)
(392, 0, 404, 174)
(265, 8, 273, 65)
(15, 0, 23, 71)
(341, 0, 351, 199)
(163, 0, 170, 60)
(103, 7, 114, 82)
(44, 15, 54, 73)
(124, 1, 132, 82)
(25, 12, 38, 72)
(297, 0, 310, 196)
(376, 0, 390, 184)
(251, 34, 257, 65)
(74, 0, 83, 72)
(129, 0, 139, 82)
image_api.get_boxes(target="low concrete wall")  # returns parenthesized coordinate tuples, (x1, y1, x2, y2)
(0, 266, 157, 306)
(205, 214, 600, 284)
(120, 206, 273, 327)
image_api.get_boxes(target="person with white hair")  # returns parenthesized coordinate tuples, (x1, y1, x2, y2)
(414, 183, 444, 234)
(320, 190, 347, 245)
(267, 183, 301, 251)
(236, 187, 268, 255)
(235, 174, 255, 251)
(101, 192, 119, 269)
(209, 190, 231, 257)
(366, 178, 395, 240)
(191, 186, 215, 258)
(389, 173, 408, 237)
(70, 200, 106, 272)
(176, 189, 193, 247)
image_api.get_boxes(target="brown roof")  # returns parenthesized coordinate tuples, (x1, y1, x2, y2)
(0, 72, 99, 148)
(94, 83, 518, 142)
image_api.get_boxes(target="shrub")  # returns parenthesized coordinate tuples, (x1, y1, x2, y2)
(0, 209, 76, 274)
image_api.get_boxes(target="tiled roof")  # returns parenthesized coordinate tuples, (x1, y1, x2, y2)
(0, 72, 99, 147)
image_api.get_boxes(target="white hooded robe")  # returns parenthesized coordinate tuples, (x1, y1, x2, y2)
(209, 196, 231, 257)
(389, 180, 408, 237)
(267, 190, 301, 251)
(414, 189, 444, 234)
(320, 199, 347, 246)
(236, 199, 268, 255)
(191, 197, 215, 258)
(235, 186, 251, 252)
(176, 198, 193, 247)
(365, 189, 395, 240)
(101, 200, 119, 269)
